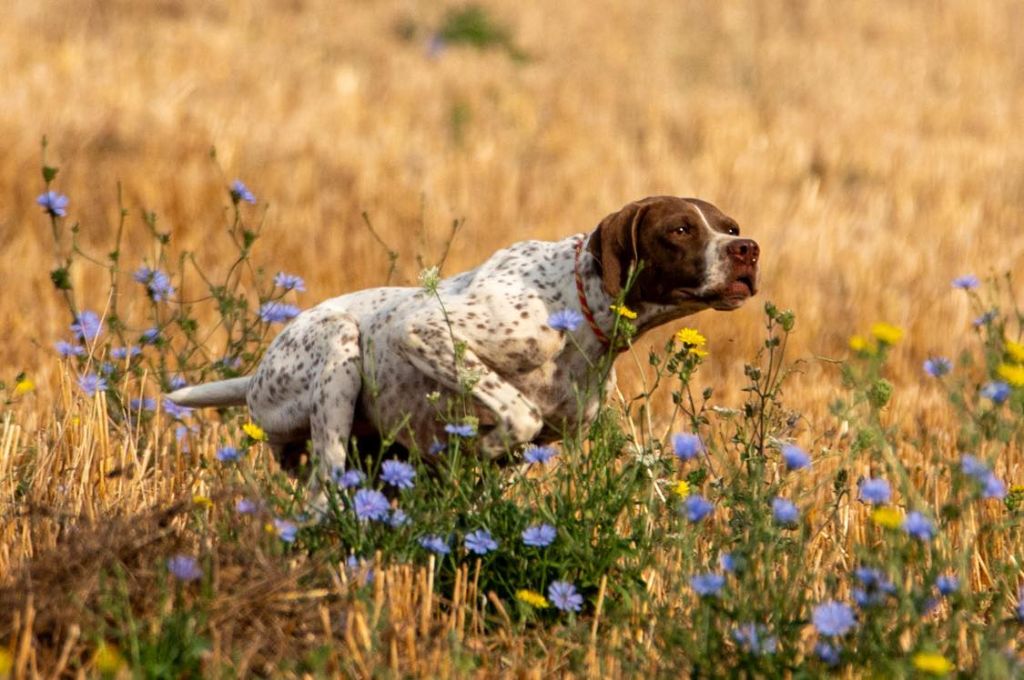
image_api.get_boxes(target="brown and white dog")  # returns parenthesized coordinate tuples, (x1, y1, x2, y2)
(168, 196, 758, 494)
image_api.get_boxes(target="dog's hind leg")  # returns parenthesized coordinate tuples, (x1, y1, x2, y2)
(306, 313, 363, 513)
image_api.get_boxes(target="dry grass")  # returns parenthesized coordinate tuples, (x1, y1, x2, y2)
(2, 0, 1024, 675)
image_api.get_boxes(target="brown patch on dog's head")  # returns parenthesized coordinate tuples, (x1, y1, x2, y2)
(588, 196, 759, 310)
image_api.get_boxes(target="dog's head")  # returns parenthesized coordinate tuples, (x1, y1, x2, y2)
(588, 196, 759, 313)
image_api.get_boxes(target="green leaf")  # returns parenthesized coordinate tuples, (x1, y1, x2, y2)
(42, 165, 59, 183)
(242, 229, 258, 250)
(49, 267, 72, 291)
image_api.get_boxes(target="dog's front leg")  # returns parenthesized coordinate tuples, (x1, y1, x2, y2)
(397, 313, 544, 458)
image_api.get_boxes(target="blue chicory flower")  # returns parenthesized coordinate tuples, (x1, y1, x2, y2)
(55, 340, 86, 357)
(672, 432, 703, 461)
(772, 497, 800, 526)
(523, 445, 556, 464)
(464, 529, 498, 555)
(235, 498, 258, 514)
(935, 575, 959, 596)
(273, 272, 306, 292)
(163, 400, 193, 420)
(683, 494, 713, 523)
(129, 397, 156, 412)
(952, 274, 979, 289)
(110, 346, 141, 361)
(960, 454, 1008, 499)
(133, 266, 175, 302)
(166, 554, 202, 582)
(521, 523, 557, 547)
(973, 310, 997, 327)
(547, 309, 583, 332)
(980, 381, 1011, 405)
(690, 573, 726, 597)
(444, 422, 477, 438)
(216, 356, 242, 371)
(418, 534, 451, 555)
(853, 567, 896, 608)
(380, 460, 416, 489)
(961, 454, 989, 480)
(982, 472, 1007, 500)
(334, 468, 366, 488)
(923, 357, 952, 377)
(259, 302, 300, 324)
(274, 519, 298, 543)
(548, 580, 584, 612)
(815, 641, 842, 667)
(230, 179, 256, 205)
(902, 511, 935, 542)
(353, 489, 391, 522)
(70, 311, 102, 342)
(36, 191, 69, 217)
(858, 478, 891, 505)
(812, 601, 857, 637)
(781, 444, 811, 470)
(389, 509, 410, 527)
(78, 373, 107, 396)
(731, 624, 777, 655)
(216, 446, 240, 462)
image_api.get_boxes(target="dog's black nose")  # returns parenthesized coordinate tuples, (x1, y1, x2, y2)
(727, 239, 759, 266)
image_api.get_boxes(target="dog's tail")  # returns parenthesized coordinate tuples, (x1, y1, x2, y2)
(165, 377, 251, 408)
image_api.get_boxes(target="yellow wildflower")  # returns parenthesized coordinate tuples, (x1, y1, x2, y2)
(996, 363, 1024, 387)
(848, 335, 872, 353)
(672, 480, 691, 498)
(871, 507, 903, 529)
(911, 652, 953, 676)
(870, 322, 904, 345)
(1006, 340, 1024, 363)
(515, 589, 550, 609)
(1011, 485, 1024, 494)
(13, 377, 35, 396)
(242, 422, 266, 441)
(689, 347, 708, 359)
(0, 649, 12, 676)
(264, 522, 277, 534)
(93, 642, 125, 674)
(675, 328, 707, 348)
(192, 494, 213, 509)
(610, 304, 637, 320)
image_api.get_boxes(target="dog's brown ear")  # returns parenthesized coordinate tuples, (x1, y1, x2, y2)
(587, 201, 647, 298)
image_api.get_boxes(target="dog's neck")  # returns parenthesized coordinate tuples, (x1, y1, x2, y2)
(571, 232, 707, 358)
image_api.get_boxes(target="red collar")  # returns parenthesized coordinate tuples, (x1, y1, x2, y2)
(574, 238, 612, 349)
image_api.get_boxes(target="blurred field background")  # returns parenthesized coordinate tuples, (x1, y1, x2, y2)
(2, 0, 1024, 675)
(4, 0, 1023, 393)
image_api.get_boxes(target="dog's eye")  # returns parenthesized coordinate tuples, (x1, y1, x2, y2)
(728, 226, 740, 236)
(673, 225, 690, 235)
